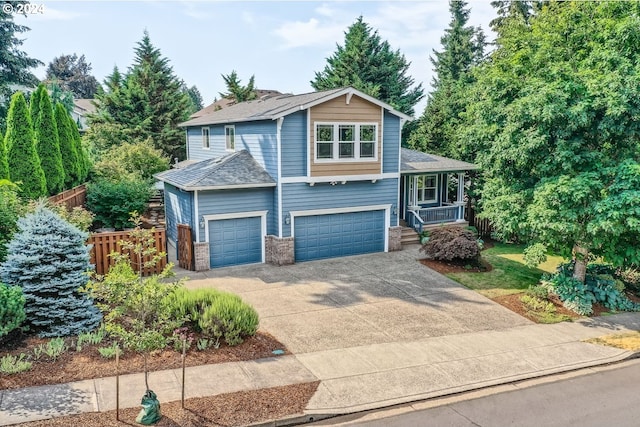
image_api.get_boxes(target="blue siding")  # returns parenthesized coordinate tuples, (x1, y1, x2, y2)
(383, 111, 400, 174)
(294, 211, 385, 261)
(281, 111, 307, 177)
(209, 217, 262, 267)
(197, 188, 274, 241)
(186, 121, 277, 179)
(235, 121, 277, 179)
(164, 183, 194, 243)
(281, 178, 399, 237)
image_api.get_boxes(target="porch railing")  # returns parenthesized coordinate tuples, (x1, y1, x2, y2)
(407, 204, 465, 233)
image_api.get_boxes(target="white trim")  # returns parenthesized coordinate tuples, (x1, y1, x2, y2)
(225, 125, 235, 151)
(445, 173, 449, 204)
(203, 210, 269, 263)
(277, 117, 284, 238)
(313, 122, 378, 162)
(289, 204, 391, 252)
(185, 129, 190, 159)
(346, 92, 353, 104)
(397, 118, 405, 225)
(306, 108, 311, 178)
(380, 107, 384, 175)
(280, 173, 399, 184)
(194, 190, 200, 243)
(158, 182, 276, 191)
(416, 174, 439, 204)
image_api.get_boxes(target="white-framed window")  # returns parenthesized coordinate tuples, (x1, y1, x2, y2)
(225, 125, 235, 151)
(202, 127, 210, 149)
(417, 175, 438, 203)
(314, 122, 378, 162)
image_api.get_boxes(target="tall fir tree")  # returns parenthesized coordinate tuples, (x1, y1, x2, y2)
(490, 1, 537, 34)
(0, 2, 43, 133)
(407, 0, 485, 158)
(185, 84, 203, 112)
(0, 206, 101, 337)
(219, 71, 257, 103)
(4, 92, 47, 199)
(33, 88, 65, 195)
(90, 31, 192, 161)
(311, 16, 424, 116)
(55, 102, 80, 188)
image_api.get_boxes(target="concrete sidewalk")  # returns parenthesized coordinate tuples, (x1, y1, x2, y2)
(1, 313, 639, 426)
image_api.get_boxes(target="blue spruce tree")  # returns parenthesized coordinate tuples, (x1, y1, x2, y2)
(0, 206, 101, 337)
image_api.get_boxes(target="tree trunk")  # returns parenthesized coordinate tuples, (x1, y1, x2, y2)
(144, 353, 149, 391)
(572, 244, 589, 283)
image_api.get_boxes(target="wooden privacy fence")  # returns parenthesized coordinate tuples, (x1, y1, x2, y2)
(177, 224, 194, 270)
(473, 217, 494, 239)
(88, 228, 167, 276)
(48, 184, 87, 209)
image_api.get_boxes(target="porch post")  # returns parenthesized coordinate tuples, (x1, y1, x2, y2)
(456, 172, 465, 222)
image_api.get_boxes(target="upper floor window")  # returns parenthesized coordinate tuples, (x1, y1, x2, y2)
(315, 122, 377, 162)
(202, 127, 210, 149)
(225, 125, 235, 151)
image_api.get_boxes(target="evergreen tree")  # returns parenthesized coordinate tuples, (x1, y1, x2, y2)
(0, 206, 101, 337)
(55, 102, 80, 187)
(29, 84, 45, 126)
(68, 113, 89, 183)
(219, 71, 257, 103)
(185, 84, 203, 112)
(0, 128, 7, 179)
(0, 2, 43, 132)
(33, 88, 65, 195)
(407, 0, 485, 158)
(90, 31, 192, 160)
(45, 53, 100, 99)
(490, 1, 537, 33)
(48, 80, 74, 114)
(5, 92, 46, 199)
(311, 16, 424, 116)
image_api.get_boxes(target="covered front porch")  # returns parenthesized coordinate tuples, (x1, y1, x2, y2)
(400, 148, 478, 233)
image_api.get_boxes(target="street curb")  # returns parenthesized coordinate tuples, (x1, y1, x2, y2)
(247, 413, 335, 427)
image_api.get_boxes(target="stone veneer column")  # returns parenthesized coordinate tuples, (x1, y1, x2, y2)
(388, 226, 403, 252)
(193, 242, 210, 271)
(265, 235, 295, 265)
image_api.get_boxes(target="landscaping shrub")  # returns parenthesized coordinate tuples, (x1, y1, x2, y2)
(420, 226, 481, 262)
(0, 282, 26, 337)
(93, 139, 169, 183)
(0, 180, 25, 262)
(0, 205, 101, 337)
(167, 288, 259, 346)
(86, 179, 153, 229)
(618, 267, 640, 294)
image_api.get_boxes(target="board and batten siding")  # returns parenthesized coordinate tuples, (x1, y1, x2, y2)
(281, 111, 307, 178)
(309, 95, 382, 177)
(196, 188, 274, 242)
(280, 178, 399, 237)
(382, 111, 400, 174)
(164, 183, 194, 244)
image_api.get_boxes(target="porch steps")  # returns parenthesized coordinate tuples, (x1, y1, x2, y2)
(401, 226, 420, 245)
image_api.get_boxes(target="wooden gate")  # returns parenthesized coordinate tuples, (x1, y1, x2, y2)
(177, 224, 194, 270)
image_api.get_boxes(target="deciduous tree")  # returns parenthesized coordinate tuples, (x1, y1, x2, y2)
(45, 53, 100, 99)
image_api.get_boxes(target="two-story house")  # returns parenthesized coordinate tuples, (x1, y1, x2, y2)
(155, 87, 477, 269)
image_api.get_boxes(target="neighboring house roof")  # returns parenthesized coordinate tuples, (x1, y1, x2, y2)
(401, 148, 478, 173)
(154, 150, 276, 191)
(190, 89, 284, 118)
(73, 99, 97, 115)
(180, 87, 412, 127)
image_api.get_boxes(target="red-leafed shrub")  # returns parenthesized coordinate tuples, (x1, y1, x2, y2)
(420, 227, 480, 261)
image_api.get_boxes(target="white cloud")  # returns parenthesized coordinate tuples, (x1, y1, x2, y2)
(315, 3, 335, 17)
(273, 18, 345, 50)
(242, 11, 255, 25)
(22, 5, 83, 22)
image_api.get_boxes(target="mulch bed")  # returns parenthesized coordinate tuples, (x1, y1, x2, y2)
(420, 258, 492, 274)
(1, 331, 288, 390)
(15, 381, 320, 427)
(492, 292, 581, 322)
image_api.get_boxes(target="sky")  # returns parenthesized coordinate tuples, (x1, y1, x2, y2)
(14, 0, 496, 115)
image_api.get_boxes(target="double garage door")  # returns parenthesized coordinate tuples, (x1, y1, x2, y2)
(294, 210, 385, 262)
(208, 217, 262, 268)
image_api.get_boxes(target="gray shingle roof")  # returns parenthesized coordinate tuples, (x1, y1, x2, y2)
(179, 87, 411, 127)
(401, 148, 478, 173)
(154, 150, 275, 191)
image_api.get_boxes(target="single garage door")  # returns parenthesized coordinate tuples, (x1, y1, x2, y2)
(209, 217, 262, 268)
(294, 210, 385, 262)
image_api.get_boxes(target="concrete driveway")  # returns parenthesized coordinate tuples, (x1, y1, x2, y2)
(184, 245, 531, 354)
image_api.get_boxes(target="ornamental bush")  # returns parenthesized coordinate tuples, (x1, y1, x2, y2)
(167, 288, 259, 346)
(420, 226, 481, 262)
(86, 179, 153, 229)
(93, 139, 169, 183)
(0, 283, 26, 338)
(0, 206, 101, 337)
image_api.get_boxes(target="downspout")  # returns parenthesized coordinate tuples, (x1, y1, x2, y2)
(277, 117, 284, 238)
(397, 118, 406, 227)
(194, 190, 199, 243)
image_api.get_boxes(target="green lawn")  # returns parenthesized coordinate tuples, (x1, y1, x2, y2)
(446, 243, 564, 299)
